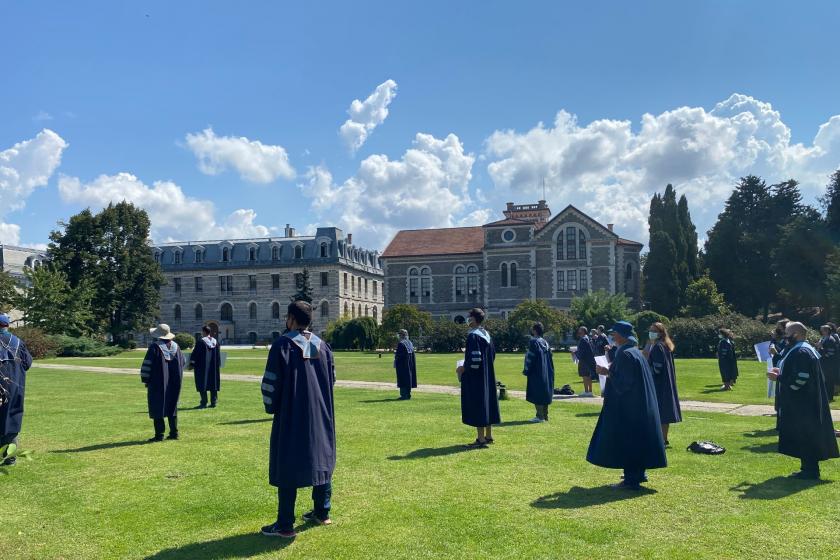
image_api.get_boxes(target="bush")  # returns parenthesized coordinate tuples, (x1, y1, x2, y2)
(51, 335, 124, 357)
(174, 333, 195, 351)
(326, 317, 379, 350)
(379, 304, 433, 350)
(483, 317, 524, 353)
(426, 319, 468, 352)
(570, 290, 631, 329)
(669, 312, 773, 358)
(9, 326, 60, 359)
(631, 311, 670, 346)
(117, 338, 137, 350)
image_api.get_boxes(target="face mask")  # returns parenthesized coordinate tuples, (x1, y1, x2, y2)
(648, 332, 659, 341)
(718, 334, 724, 340)
(607, 336, 615, 346)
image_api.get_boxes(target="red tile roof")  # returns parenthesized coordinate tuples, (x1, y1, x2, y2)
(482, 218, 532, 227)
(382, 227, 485, 258)
(617, 238, 643, 247)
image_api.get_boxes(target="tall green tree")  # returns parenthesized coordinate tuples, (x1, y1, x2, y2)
(508, 299, 575, 339)
(291, 267, 314, 303)
(643, 231, 681, 316)
(0, 270, 17, 313)
(17, 266, 94, 337)
(680, 274, 729, 317)
(772, 209, 832, 312)
(820, 169, 840, 240)
(678, 194, 699, 279)
(380, 304, 433, 347)
(569, 290, 631, 329)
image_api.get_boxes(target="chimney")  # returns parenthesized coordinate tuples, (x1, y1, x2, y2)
(347, 233, 353, 245)
(285, 224, 296, 237)
(607, 224, 614, 232)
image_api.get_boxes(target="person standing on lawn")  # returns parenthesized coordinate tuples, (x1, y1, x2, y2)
(593, 325, 609, 357)
(767, 321, 839, 479)
(261, 301, 336, 539)
(0, 313, 33, 467)
(575, 326, 597, 397)
(588, 321, 666, 489)
(456, 308, 500, 449)
(394, 329, 417, 400)
(816, 325, 838, 402)
(643, 322, 682, 446)
(717, 328, 738, 391)
(524, 322, 554, 423)
(189, 325, 221, 408)
(141, 324, 184, 441)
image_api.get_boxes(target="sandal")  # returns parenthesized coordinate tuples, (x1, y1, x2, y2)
(465, 439, 488, 449)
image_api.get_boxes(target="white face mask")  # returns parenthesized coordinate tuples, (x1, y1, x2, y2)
(648, 332, 659, 341)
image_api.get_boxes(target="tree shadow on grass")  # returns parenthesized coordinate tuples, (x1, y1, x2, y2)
(143, 532, 294, 559)
(218, 418, 272, 426)
(53, 440, 151, 453)
(388, 444, 476, 460)
(532, 485, 656, 509)
(744, 429, 777, 438)
(741, 442, 778, 454)
(575, 412, 601, 418)
(730, 477, 830, 500)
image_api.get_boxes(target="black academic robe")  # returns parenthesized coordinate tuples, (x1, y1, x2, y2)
(0, 332, 33, 436)
(394, 339, 417, 389)
(461, 328, 501, 427)
(141, 341, 184, 419)
(190, 337, 221, 393)
(576, 336, 596, 377)
(776, 343, 839, 462)
(771, 337, 788, 367)
(717, 338, 738, 383)
(818, 335, 839, 399)
(648, 342, 682, 425)
(524, 337, 555, 406)
(593, 334, 609, 357)
(586, 341, 667, 470)
(262, 331, 336, 489)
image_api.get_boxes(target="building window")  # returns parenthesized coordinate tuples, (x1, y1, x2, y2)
(455, 275, 466, 296)
(272, 302, 280, 319)
(364, 278, 369, 297)
(372, 306, 378, 321)
(195, 303, 203, 320)
(272, 274, 280, 290)
(194, 249, 203, 263)
(364, 305, 369, 317)
(357, 304, 362, 317)
(220, 303, 233, 322)
(351, 276, 355, 294)
(408, 268, 419, 301)
(320, 243, 328, 258)
(566, 227, 577, 260)
(579, 233, 586, 261)
(343, 272, 348, 294)
(467, 265, 479, 295)
(501, 263, 508, 288)
(344, 302, 349, 316)
(174, 251, 182, 264)
(373, 280, 378, 298)
(321, 272, 329, 287)
(272, 246, 280, 261)
(249, 275, 257, 291)
(557, 270, 565, 291)
(222, 247, 230, 262)
(626, 262, 633, 280)
(567, 270, 578, 291)
(220, 275, 233, 293)
(294, 245, 303, 259)
(510, 262, 518, 287)
(174, 304, 181, 320)
(321, 301, 330, 318)
(579, 270, 587, 291)
(174, 278, 181, 293)
(420, 267, 431, 299)
(249, 247, 257, 261)
(502, 229, 515, 242)
(249, 302, 257, 320)
(194, 277, 203, 292)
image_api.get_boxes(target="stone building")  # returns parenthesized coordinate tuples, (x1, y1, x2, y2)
(151, 225, 384, 345)
(381, 201, 642, 322)
(0, 244, 48, 325)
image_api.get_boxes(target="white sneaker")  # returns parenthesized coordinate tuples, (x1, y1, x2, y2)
(580, 391, 594, 398)
(528, 417, 543, 423)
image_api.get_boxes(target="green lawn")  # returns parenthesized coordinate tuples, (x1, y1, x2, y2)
(38, 350, 838, 408)
(2, 369, 838, 559)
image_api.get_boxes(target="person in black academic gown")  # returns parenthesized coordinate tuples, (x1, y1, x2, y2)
(575, 326, 597, 397)
(394, 329, 417, 400)
(524, 322, 554, 423)
(588, 321, 667, 489)
(716, 328, 738, 391)
(816, 325, 838, 402)
(644, 322, 682, 446)
(260, 301, 336, 539)
(456, 308, 500, 449)
(593, 325, 609, 357)
(0, 313, 33, 467)
(189, 326, 221, 408)
(767, 321, 839, 479)
(141, 324, 184, 441)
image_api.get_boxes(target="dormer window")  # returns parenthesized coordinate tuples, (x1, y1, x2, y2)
(194, 249, 204, 263)
(249, 247, 257, 261)
(320, 242, 328, 258)
(173, 250, 182, 264)
(272, 245, 280, 261)
(294, 245, 303, 259)
(221, 247, 231, 262)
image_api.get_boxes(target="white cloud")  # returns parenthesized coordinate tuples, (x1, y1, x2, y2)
(184, 127, 295, 184)
(0, 222, 21, 245)
(58, 172, 274, 242)
(302, 132, 487, 248)
(339, 79, 398, 153)
(33, 110, 53, 122)
(484, 93, 840, 244)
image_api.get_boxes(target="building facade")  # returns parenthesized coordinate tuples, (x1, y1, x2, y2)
(151, 226, 384, 345)
(0, 244, 48, 326)
(381, 202, 642, 322)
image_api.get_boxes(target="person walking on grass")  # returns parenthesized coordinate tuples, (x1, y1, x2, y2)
(643, 322, 682, 447)
(189, 325, 221, 409)
(261, 301, 336, 539)
(717, 328, 738, 391)
(524, 322, 555, 423)
(456, 308, 500, 449)
(588, 321, 666, 490)
(141, 324, 184, 442)
(575, 326, 597, 397)
(0, 313, 33, 467)
(394, 329, 417, 400)
(767, 321, 839, 479)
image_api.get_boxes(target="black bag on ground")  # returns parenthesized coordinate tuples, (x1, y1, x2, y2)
(555, 384, 575, 396)
(687, 441, 726, 455)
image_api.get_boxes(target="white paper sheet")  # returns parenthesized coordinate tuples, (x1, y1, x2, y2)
(219, 351, 227, 369)
(595, 355, 610, 369)
(766, 357, 775, 373)
(456, 359, 464, 369)
(754, 341, 772, 362)
(767, 378, 777, 398)
(597, 374, 607, 394)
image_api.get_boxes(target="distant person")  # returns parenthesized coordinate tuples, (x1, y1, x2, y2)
(575, 326, 597, 397)
(644, 322, 682, 446)
(769, 319, 790, 367)
(394, 329, 417, 400)
(141, 324, 185, 441)
(767, 321, 839, 479)
(593, 325, 609, 357)
(816, 325, 838, 401)
(189, 326, 221, 408)
(456, 308, 500, 448)
(717, 328, 738, 391)
(260, 301, 336, 539)
(523, 322, 554, 423)
(0, 314, 33, 467)
(588, 321, 666, 489)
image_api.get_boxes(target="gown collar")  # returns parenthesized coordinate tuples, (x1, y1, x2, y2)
(202, 336, 217, 349)
(285, 330, 322, 359)
(469, 328, 491, 344)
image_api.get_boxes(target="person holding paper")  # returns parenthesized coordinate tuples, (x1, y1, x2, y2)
(575, 326, 597, 398)
(393, 329, 418, 400)
(717, 329, 738, 391)
(816, 325, 838, 401)
(456, 308, 500, 448)
(523, 322, 554, 423)
(587, 321, 666, 489)
(767, 321, 839, 479)
(645, 322, 681, 446)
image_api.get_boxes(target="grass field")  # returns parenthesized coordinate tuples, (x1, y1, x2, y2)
(2, 368, 839, 559)
(38, 349, 839, 408)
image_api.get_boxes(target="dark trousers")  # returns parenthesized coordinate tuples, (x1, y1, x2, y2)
(399, 387, 411, 399)
(153, 416, 178, 436)
(535, 404, 549, 420)
(200, 390, 218, 405)
(277, 483, 332, 531)
(623, 468, 647, 486)
(800, 458, 820, 476)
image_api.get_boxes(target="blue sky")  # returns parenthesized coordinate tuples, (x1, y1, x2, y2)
(2, 1, 839, 250)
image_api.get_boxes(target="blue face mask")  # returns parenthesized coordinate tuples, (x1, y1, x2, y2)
(648, 332, 659, 341)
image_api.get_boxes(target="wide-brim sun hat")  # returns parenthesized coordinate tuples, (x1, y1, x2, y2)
(0, 313, 10, 326)
(149, 323, 176, 340)
(608, 321, 634, 338)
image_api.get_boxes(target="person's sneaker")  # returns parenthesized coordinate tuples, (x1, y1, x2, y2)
(261, 522, 297, 538)
(580, 391, 594, 398)
(528, 417, 543, 423)
(148, 434, 164, 443)
(166, 433, 179, 441)
(302, 511, 332, 525)
(485, 437, 494, 444)
(209, 402, 217, 408)
(1, 456, 16, 467)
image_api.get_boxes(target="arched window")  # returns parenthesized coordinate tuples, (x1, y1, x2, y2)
(357, 304, 362, 317)
(222, 247, 230, 262)
(249, 247, 257, 261)
(220, 303, 233, 322)
(510, 262, 518, 287)
(372, 306, 378, 321)
(626, 262, 633, 280)
(408, 268, 419, 301)
(321, 301, 330, 318)
(271, 302, 281, 319)
(579, 230, 586, 260)
(351, 304, 356, 318)
(294, 245, 303, 259)
(320, 243, 328, 258)
(174, 304, 181, 320)
(194, 249, 203, 263)
(420, 267, 431, 299)
(467, 265, 479, 295)
(195, 303, 203, 320)
(501, 263, 508, 288)
(272, 246, 280, 260)
(249, 302, 257, 320)
(364, 305, 369, 317)
(454, 265, 466, 298)
(565, 227, 577, 260)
